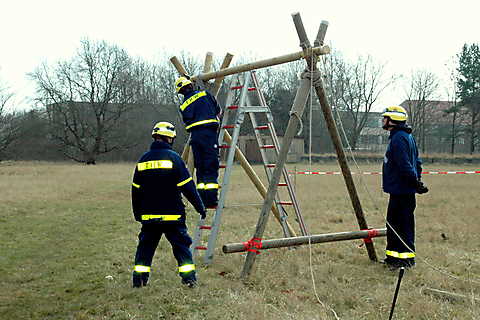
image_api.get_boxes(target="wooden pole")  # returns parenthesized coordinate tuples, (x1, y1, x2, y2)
(240, 77, 312, 279)
(181, 45, 329, 82)
(240, 12, 318, 281)
(223, 228, 386, 253)
(295, 12, 378, 262)
(422, 288, 480, 303)
(203, 52, 213, 73)
(213, 53, 234, 95)
(169, 56, 188, 76)
(313, 74, 378, 262)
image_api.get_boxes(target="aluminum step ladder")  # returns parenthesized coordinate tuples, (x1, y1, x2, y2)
(191, 71, 307, 265)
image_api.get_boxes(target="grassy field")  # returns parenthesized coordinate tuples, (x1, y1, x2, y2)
(1, 161, 479, 319)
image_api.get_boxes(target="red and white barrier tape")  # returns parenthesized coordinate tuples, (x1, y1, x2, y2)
(292, 170, 480, 175)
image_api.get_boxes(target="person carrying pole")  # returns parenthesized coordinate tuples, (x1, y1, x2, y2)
(175, 76, 221, 208)
(131, 121, 206, 288)
(381, 106, 429, 270)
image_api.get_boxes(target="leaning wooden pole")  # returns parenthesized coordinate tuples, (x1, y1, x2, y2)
(313, 67, 378, 262)
(240, 76, 312, 279)
(223, 228, 386, 253)
(300, 14, 378, 262)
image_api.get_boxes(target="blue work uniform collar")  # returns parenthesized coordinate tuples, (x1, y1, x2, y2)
(182, 89, 200, 101)
(150, 140, 172, 150)
(390, 123, 412, 137)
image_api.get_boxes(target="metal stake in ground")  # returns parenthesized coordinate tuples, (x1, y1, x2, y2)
(388, 267, 405, 320)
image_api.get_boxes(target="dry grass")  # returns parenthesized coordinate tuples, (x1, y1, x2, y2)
(0, 160, 479, 319)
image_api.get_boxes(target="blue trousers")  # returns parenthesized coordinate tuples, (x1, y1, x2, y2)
(385, 193, 416, 265)
(190, 126, 219, 207)
(132, 223, 196, 286)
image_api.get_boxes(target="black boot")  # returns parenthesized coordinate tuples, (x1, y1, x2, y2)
(132, 272, 149, 288)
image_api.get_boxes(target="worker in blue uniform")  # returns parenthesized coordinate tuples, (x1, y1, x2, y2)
(131, 121, 206, 288)
(175, 76, 221, 208)
(381, 106, 429, 270)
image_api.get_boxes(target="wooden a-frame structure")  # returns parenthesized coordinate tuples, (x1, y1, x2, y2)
(170, 12, 384, 280)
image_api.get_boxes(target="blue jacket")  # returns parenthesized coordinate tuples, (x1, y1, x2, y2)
(179, 90, 220, 132)
(382, 125, 422, 194)
(131, 141, 205, 224)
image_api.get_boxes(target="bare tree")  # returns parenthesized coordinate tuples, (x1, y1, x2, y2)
(402, 70, 440, 153)
(29, 39, 147, 164)
(324, 54, 394, 150)
(321, 50, 348, 111)
(0, 78, 20, 158)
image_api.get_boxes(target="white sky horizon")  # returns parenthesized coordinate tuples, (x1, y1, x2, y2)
(1, 0, 479, 112)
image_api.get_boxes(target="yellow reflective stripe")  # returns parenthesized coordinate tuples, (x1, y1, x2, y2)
(132, 182, 140, 189)
(134, 265, 150, 273)
(385, 250, 416, 259)
(180, 91, 207, 111)
(197, 183, 205, 190)
(137, 160, 173, 171)
(178, 264, 195, 273)
(185, 119, 219, 130)
(205, 183, 219, 190)
(177, 177, 192, 187)
(141, 215, 182, 221)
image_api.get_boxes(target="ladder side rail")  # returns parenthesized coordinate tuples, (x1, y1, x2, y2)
(191, 77, 239, 257)
(204, 73, 251, 264)
(191, 217, 207, 259)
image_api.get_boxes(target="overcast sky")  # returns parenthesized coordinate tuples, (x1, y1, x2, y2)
(1, 0, 479, 111)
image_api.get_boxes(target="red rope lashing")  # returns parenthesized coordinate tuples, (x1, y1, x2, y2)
(242, 237, 263, 254)
(362, 228, 379, 244)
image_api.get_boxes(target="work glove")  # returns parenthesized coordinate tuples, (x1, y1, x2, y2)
(199, 210, 207, 220)
(415, 181, 429, 194)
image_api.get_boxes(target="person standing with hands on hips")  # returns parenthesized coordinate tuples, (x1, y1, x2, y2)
(131, 122, 206, 288)
(175, 76, 221, 209)
(381, 106, 429, 270)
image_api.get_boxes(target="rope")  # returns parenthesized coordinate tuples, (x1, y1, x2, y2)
(308, 236, 341, 319)
(306, 54, 341, 319)
(289, 110, 303, 136)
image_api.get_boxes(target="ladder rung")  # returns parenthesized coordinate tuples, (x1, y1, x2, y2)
(230, 86, 257, 91)
(227, 105, 238, 110)
(199, 226, 212, 230)
(195, 246, 207, 250)
(261, 145, 275, 149)
(255, 125, 269, 130)
(278, 201, 293, 205)
(222, 125, 235, 129)
(219, 145, 231, 149)
(266, 164, 276, 168)
(277, 183, 288, 186)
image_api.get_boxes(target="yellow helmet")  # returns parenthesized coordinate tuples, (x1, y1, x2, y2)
(175, 76, 192, 93)
(152, 122, 176, 138)
(382, 106, 408, 121)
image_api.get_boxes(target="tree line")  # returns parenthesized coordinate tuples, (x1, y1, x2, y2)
(1, 39, 479, 163)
